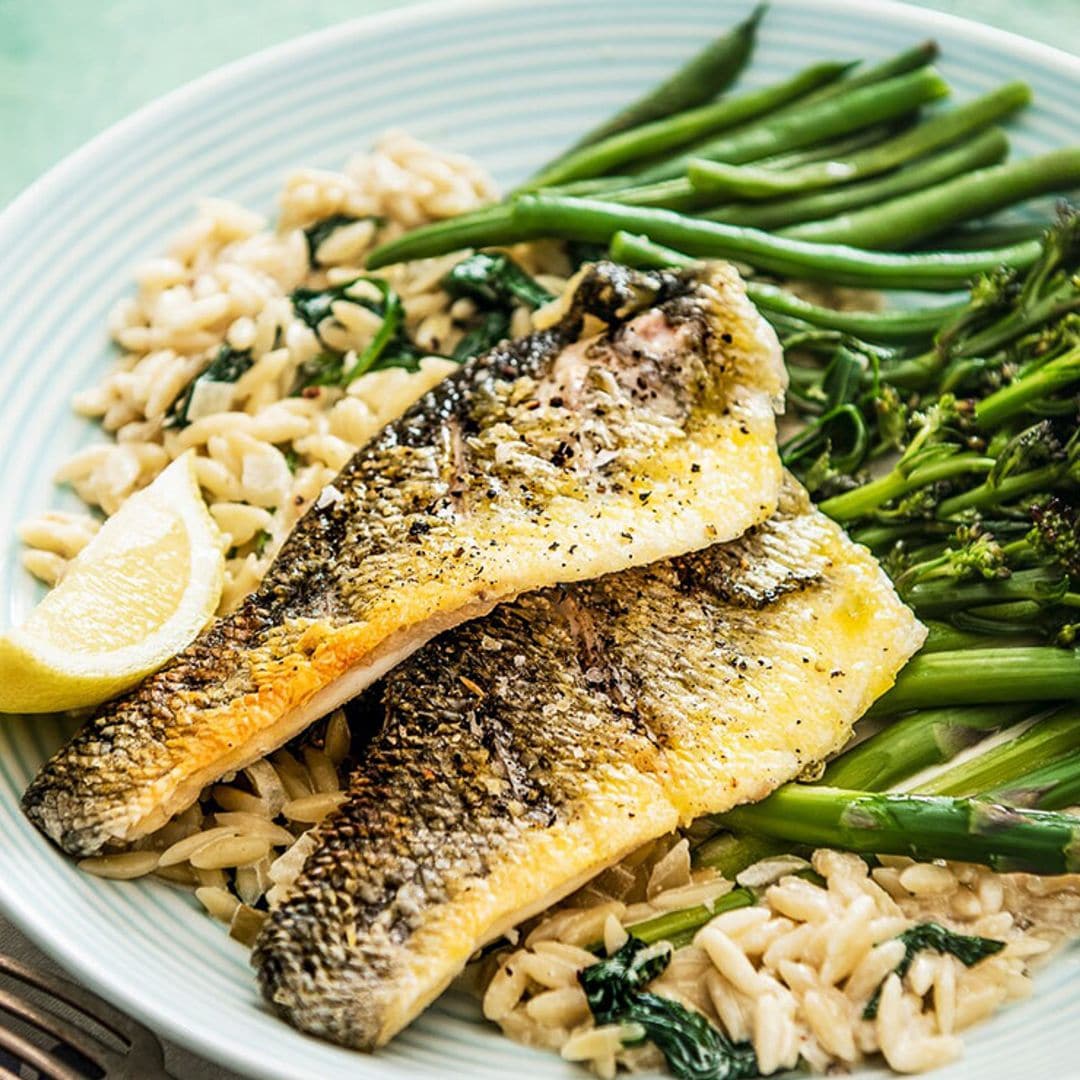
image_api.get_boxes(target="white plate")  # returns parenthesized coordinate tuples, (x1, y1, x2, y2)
(0, 1, 1078, 1076)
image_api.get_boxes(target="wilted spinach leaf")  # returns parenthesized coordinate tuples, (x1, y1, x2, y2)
(863, 922, 1005, 1019)
(579, 937, 758, 1080)
(165, 344, 254, 429)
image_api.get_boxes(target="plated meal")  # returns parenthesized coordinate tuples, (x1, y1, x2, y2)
(2, 3, 1080, 1077)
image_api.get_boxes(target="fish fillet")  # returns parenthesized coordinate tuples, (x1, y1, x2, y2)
(253, 477, 925, 1049)
(24, 261, 786, 855)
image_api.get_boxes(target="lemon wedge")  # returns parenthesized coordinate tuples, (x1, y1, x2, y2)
(0, 452, 224, 713)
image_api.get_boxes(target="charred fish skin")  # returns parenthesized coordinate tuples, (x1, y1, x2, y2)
(253, 479, 926, 1050)
(24, 261, 786, 856)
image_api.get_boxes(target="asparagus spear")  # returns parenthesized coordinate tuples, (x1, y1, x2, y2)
(868, 647, 1080, 714)
(820, 703, 1035, 791)
(915, 704, 1080, 797)
(986, 749, 1080, 810)
(624, 887, 755, 950)
(721, 785, 1080, 874)
(692, 831, 791, 877)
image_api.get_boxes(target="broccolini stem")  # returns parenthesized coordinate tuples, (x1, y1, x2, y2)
(902, 566, 1068, 618)
(819, 453, 995, 522)
(975, 345, 1080, 428)
(919, 621, 1038, 653)
(936, 463, 1066, 518)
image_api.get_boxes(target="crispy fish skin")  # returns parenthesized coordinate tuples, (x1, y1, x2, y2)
(253, 478, 926, 1049)
(24, 261, 785, 856)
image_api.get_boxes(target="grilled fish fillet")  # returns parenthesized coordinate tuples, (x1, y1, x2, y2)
(253, 477, 925, 1049)
(24, 261, 786, 855)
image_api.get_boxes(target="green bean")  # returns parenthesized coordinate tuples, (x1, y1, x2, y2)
(746, 282, 966, 341)
(368, 194, 1043, 288)
(924, 220, 1048, 251)
(476, 195, 1040, 291)
(706, 128, 1008, 230)
(608, 230, 967, 340)
(601, 123, 971, 213)
(798, 40, 939, 105)
(538, 177, 632, 197)
(608, 231, 693, 269)
(784, 147, 1080, 249)
(536, 5, 764, 166)
(363, 202, 519, 266)
(630, 67, 949, 184)
(688, 82, 1029, 200)
(604, 177, 707, 210)
(521, 61, 851, 192)
(755, 121, 913, 170)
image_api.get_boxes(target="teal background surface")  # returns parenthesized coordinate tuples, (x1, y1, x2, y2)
(0, 0, 1077, 207)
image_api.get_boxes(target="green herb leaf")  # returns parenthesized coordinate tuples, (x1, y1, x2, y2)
(579, 937, 758, 1080)
(443, 252, 554, 310)
(452, 310, 511, 362)
(291, 351, 347, 394)
(291, 280, 365, 338)
(303, 214, 358, 262)
(340, 278, 408, 382)
(567, 240, 609, 270)
(303, 214, 384, 263)
(289, 277, 429, 391)
(863, 922, 1005, 1019)
(165, 344, 254, 429)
